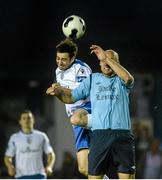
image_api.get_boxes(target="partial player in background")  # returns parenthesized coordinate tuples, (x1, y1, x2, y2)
(46, 38, 92, 177)
(4, 109, 55, 179)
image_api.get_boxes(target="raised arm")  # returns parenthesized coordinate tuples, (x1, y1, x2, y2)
(46, 83, 76, 104)
(105, 54, 134, 85)
(90, 44, 134, 86)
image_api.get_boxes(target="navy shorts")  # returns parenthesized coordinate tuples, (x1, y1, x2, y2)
(88, 129, 136, 175)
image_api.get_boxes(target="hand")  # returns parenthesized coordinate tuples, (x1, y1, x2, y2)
(8, 165, 16, 177)
(45, 166, 53, 176)
(46, 86, 55, 95)
(46, 83, 60, 95)
(90, 44, 106, 61)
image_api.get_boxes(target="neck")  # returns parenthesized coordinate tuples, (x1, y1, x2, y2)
(104, 73, 116, 77)
(22, 128, 33, 134)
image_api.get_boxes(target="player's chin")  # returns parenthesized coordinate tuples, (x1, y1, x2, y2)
(58, 66, 66, 70)
(104, 70, 114, 76)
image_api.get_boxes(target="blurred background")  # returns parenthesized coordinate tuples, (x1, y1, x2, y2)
(1, 0, 162, 178)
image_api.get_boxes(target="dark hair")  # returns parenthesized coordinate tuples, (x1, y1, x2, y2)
(19, 109, 34, 120)
(56, 38, 78, 58)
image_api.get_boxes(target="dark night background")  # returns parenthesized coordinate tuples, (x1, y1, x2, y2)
(1, 0, 162, 79)
(0, 0, 162, 178)
(1, 0, 162, 113)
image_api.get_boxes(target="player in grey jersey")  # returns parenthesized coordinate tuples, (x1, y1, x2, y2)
(4, 109, 55, 179)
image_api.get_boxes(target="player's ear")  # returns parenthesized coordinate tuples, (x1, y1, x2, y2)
(70, 56, 75, 63)
(32, 115, 35, 124)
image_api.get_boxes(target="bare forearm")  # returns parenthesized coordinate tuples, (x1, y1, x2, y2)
(46, 83, 76, 103)
(46, 152, 55, 168)
(55, 87, 75, 104)
(105, 57, 134, 85)
(4, 156, 16, 176)
(4, 156, 14, 169)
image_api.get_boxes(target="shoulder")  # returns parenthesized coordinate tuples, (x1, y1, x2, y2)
(74, 59, 91, 70)
(9, 131, 21, 141)
(91, 72, 102, 78)
(33, 130, 48, 138)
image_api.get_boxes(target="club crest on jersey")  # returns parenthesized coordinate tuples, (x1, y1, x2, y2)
(26, 137, 32, 144)
(80, 68, 85, 74)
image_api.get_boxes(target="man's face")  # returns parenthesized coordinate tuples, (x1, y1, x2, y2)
(100, 50, 119, 76)
(19, 112, 34, 131)
(56, 52, 74, 70)
(100, 60, 114, 76)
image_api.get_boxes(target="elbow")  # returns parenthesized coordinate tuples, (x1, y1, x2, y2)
(4, 156, 12, 168)
(125, 75, 134, 85)
(4, 156, 9, 163)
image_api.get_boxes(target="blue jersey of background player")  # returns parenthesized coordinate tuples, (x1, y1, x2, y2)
(51, 38, 91, 177)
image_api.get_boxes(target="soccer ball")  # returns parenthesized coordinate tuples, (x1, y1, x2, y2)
(62, 15, 86, 40)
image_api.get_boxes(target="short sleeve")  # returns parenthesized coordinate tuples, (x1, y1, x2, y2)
(72, 75, 91, 101)
(5, 135, 16, 157)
